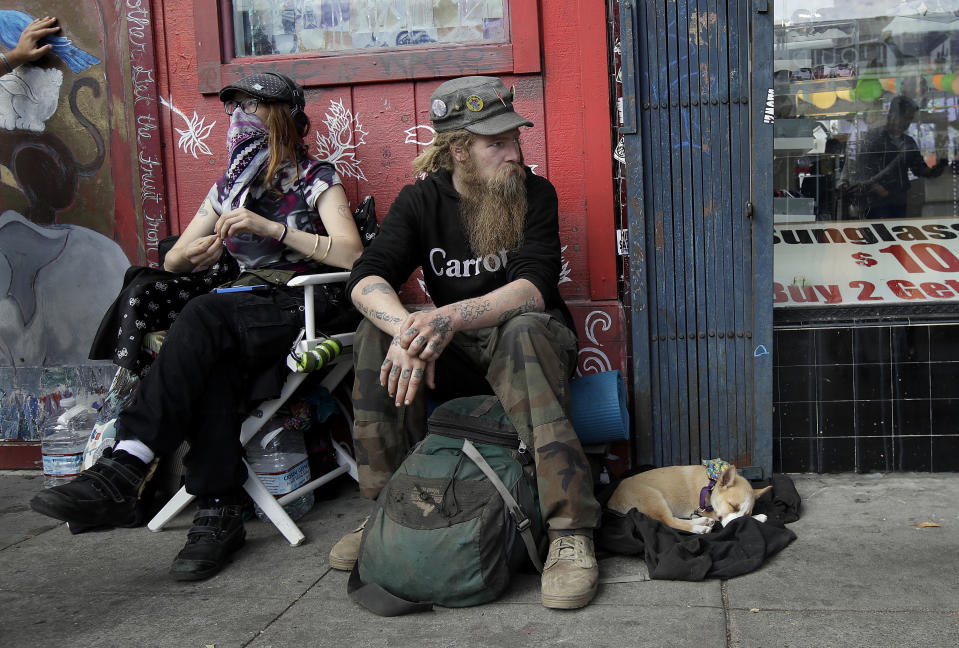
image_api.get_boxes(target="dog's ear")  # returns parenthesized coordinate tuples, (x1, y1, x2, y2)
(718, 465, 738, 489)
(753, 484, 772, 498)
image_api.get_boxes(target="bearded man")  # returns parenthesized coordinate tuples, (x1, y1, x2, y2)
(331, 76, 601, 609)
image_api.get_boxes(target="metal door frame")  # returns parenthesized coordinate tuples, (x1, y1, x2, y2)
(620, 0, 774, 473)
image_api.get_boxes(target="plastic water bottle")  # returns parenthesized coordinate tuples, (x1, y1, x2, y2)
(247, 426, 314, 521)
(40, 397, 95, 488)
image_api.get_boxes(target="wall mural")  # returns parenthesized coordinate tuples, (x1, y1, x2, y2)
(0, 3, 129, 444)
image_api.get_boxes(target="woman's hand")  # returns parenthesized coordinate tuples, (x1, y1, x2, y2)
(214, 207, 282, 240)
(181, 234, 223, 272)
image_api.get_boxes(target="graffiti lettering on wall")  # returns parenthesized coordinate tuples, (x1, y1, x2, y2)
(126, 0, 165, 267)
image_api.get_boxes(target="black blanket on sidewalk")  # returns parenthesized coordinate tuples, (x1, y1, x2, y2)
(595, 474, 800, 581)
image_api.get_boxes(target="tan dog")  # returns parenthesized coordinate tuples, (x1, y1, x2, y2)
(607, 461, 772, 534)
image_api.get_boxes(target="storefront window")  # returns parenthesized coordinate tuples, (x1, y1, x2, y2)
(231, 0, 507, 57)
(773, 0, 959, 312)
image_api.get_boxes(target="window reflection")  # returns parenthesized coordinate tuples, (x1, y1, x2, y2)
(773, 0, 959, 310)
(230, 0, 507, 57)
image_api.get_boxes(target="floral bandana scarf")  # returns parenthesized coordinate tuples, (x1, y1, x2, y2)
(217, 108, 270, 211)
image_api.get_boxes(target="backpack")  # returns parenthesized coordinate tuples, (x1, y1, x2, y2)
(348, 396, 544, 615)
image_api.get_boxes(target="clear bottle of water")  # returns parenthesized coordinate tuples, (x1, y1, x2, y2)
(40, 397, 92, 488)
(247, 425, 314, 521)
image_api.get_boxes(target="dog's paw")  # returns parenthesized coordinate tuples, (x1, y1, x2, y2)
(690, 517, 715, 534)
(752, 513, 767, 523)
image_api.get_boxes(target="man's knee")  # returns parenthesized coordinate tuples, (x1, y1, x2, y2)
(498, 312, 550, 338)
(492, 312, 577, 373)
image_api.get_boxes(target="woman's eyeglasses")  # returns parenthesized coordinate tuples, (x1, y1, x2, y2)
(224, 98, 259, 115)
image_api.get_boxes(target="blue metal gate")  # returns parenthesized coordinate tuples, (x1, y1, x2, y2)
(620, 0, 774, 472)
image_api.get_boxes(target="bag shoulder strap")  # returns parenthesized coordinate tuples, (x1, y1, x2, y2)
(461, 439, 543, 573)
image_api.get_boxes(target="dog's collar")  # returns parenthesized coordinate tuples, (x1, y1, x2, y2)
(696, 458, 730, 514)
(697, 484, 715, 513)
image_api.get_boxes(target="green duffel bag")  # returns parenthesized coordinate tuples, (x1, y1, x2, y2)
(348, 396, 544, 615)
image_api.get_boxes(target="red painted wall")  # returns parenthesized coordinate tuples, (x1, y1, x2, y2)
(148, 0, 625, 380)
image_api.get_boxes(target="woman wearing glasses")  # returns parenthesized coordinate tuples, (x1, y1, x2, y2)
(31, 73, 363, 581)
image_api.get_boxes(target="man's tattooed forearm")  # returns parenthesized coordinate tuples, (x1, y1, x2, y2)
(356, 301, 402, 324)
(361, 282, 396, 296)
(497, 297, 538, 324)
(459, 298, 493, 323)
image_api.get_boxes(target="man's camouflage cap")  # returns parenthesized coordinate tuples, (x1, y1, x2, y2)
(429, 76, 533, 135)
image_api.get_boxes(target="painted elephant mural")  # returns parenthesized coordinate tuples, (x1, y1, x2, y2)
(0, 4, 130, 443)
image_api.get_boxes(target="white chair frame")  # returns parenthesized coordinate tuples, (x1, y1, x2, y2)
(147, 272, 358, 546)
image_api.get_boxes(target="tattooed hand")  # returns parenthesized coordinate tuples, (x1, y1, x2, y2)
(398, 308, 455, 361)
(380, 335, 435, 406)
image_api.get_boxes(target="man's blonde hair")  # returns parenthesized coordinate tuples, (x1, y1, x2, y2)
(412, 130, 475, 175)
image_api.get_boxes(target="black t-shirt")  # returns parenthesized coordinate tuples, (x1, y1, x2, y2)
(348, 169, 572, 327)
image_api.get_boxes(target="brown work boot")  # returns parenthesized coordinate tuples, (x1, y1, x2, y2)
(540, 534, 598, 609)
(329, 517, 367, 571)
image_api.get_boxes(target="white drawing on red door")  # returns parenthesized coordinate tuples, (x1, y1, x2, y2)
(159, 95, 215, 158)
(576, 310, 613, 376)
(404, 124, 436, 146)
(559, 245, 571, 284)
(315, 98, 367, 181)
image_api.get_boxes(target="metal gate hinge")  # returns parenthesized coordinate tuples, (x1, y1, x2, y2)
(746, 201, 754, 219)
(757, 0, 769, 12)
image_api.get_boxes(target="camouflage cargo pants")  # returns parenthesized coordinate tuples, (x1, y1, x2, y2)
(351, 312, 601, 532)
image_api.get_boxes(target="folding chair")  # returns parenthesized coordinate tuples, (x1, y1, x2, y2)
(147, 271, 358, 546)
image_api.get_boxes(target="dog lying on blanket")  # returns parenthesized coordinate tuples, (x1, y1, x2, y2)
(606, 459, 772, 534)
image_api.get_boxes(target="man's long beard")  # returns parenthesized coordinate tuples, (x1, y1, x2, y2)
(459, 159, 528, 257)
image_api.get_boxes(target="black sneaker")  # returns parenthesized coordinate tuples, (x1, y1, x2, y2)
(169, 501, 246, 581)
(30, 448, 155, 528)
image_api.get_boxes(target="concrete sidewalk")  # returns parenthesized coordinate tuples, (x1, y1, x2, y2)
(1, 471, 957, 648)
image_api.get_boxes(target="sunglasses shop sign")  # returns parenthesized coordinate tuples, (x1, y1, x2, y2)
(774, 217, 959, 307)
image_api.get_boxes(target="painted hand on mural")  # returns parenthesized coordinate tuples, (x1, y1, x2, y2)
(5, 15, 59, 68)
(0, 11, 99, 74)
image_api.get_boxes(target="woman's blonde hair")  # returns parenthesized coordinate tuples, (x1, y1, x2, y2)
(260, 101, 312, 193)
(412, 130, 474, 176)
